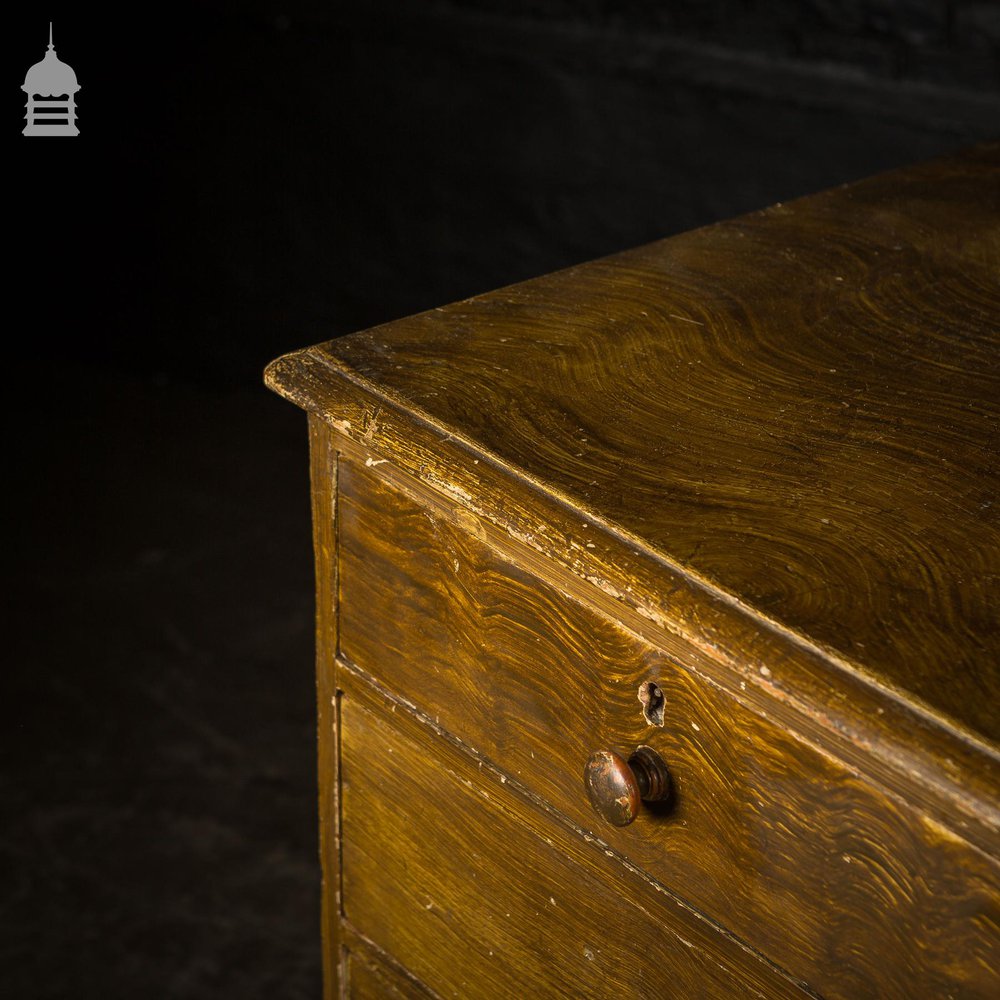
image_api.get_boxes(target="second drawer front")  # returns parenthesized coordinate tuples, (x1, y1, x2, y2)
(338, 457, 1000, 1000)
(341, 678, 801, 999)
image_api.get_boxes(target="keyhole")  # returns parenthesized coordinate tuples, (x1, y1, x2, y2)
(638, 681, 665, 727)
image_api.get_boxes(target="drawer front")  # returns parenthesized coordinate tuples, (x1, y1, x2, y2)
(340, 675, 804, 999)
(337, 457, 1000, 999)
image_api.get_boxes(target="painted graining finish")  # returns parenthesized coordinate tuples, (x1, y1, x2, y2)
(268, 145, 1000, 999)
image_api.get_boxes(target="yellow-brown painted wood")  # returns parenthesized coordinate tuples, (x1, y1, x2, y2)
(346, 953, 411, 1000)
(339, 673, 811, 1000)
(320, 144, 1000, 742)
(344, 931, 437, 999)
(269, 147, 1000, 1000)
(267, 145, 1000, 815)
(337, 454, 1000, 1000)
(269, 349, 997, 851)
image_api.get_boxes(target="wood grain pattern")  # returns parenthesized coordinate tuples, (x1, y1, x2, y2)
(340, 673, 810, 1000)
(270, 143, 1000, 751)
(268, 350, 997, 862)
(269, 148, 1000, 1000)
(337, 455, 1000, 999)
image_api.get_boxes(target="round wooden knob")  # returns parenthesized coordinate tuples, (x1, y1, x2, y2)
(583, 747, 672, 827)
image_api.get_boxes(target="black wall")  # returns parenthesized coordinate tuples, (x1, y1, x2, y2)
(10, 1, 1000, 382)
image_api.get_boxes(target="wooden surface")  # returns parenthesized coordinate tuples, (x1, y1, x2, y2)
(337, 454, 1000, 999)
(271, 142, 1000, 749)
(340, 672, 809, 1000)
(268, 148, 1000, 1000)
(344, 936, 434, 999)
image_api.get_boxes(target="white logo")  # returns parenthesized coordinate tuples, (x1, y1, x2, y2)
(23, 23, 80, 137)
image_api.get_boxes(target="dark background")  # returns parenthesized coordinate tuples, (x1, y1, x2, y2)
(6, 2, 998, 996)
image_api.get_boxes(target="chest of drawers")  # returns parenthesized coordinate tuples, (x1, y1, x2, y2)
(266, 144, 1000, 998)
